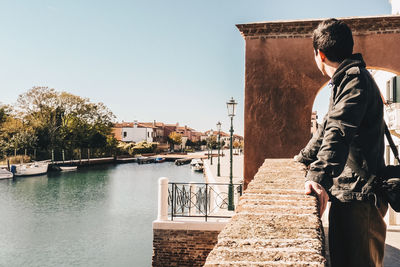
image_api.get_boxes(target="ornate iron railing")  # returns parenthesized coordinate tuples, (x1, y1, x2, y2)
(168, 182, 243, 221)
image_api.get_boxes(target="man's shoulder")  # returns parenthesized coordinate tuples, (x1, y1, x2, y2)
(344, 65, 362, 76)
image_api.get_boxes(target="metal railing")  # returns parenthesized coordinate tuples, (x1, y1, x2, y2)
(168, 182, 243, 221)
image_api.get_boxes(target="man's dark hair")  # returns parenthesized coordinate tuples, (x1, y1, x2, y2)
(312, 18, 354, 63)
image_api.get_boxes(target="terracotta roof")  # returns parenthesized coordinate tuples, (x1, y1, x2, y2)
(233, 134, 244, 140)
(114, 122, 134, 128)
(138, 122, 157, 129)
(139, 121, 165, 127)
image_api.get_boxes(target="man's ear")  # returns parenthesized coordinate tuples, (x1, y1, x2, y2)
(318, 50, 327, 62)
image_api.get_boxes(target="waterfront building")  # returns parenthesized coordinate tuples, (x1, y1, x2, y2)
(112, 121, 155, 143)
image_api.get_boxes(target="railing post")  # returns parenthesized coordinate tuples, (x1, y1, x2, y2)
(189, 182, 197, 216)
(157, 177, 169, 221)
(172, 183, 175, 221)
(205, 183, 208, 222)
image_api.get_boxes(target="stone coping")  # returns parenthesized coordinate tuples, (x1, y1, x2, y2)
(204, 159, 326, 266)
(236, 15, 400, 39)
(153, 219, 228, 231)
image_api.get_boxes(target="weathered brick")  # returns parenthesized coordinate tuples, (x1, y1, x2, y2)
(152, 229, 219, 267)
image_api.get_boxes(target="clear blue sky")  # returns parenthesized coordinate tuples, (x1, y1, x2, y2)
(0, 0, 392, 135)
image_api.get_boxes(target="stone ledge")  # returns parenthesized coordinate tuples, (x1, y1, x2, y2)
(153, 220, 228, 231)
(236, 15, 400, 39)
(204, 159, 326, 266)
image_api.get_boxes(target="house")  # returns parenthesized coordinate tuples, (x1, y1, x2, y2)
(112, 121, 155, 143)
(138, 121, 165, 143)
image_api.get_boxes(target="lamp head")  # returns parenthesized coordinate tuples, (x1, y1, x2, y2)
(216, 121, 222, 131)
(226, 97, 237, 117)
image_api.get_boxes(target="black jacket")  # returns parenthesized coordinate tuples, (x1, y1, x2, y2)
(296, 54, 385, 202)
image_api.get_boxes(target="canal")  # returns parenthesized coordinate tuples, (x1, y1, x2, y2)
(0, 162, 203, 267)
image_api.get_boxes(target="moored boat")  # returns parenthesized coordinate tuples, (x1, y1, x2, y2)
(175, 158, 192, 166)
(13, 162, 49, 177)
(190, 159, 204, 172)
(0, 168, 13, 179)
(155, 157, 165, 163)
(60, 166, 78, 172)
(137, 157, 155, 164)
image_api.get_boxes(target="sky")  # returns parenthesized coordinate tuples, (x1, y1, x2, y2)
(0, 0, 393, 136)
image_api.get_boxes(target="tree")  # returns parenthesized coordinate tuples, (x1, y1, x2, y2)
(168, 132, 182, 150)
(0, 86, 117, 160)
(185, 139, 194, 147)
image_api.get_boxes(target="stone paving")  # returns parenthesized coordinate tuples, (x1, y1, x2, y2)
(201, 149, 243, 184)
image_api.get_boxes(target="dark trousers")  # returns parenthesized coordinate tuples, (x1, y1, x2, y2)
(329, 199, 388, 267)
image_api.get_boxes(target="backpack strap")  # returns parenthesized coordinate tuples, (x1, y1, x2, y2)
(385, 122, 400, 163)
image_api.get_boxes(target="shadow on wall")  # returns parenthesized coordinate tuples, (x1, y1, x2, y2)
(384, 244, 400, 267)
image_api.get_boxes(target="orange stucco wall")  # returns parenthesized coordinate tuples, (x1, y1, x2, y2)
(238, 16, 400, 188)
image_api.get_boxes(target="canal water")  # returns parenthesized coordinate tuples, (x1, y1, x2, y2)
(0, 162, 203, 267)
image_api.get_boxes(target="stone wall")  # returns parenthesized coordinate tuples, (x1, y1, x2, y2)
(152, 221, 226, 267)
(237, 15, 400, 187)
(205, 159, 326, 266)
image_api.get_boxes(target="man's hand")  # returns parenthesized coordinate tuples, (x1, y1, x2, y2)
(305, 181, 329, 218)
(293, 154, 302, 162)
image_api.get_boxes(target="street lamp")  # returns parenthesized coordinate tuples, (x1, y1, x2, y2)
(207, 131, 210, 160)
(216, 121, 222, 177)
(209, 129, 213, 165)
(227, 97, 237, 211)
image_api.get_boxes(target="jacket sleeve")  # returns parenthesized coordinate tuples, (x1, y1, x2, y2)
(306, 73, 368, 189)
(295, 116, 326, 166)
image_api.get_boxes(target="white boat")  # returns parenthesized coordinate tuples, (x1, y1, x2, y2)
(0, 168, 13, 179)
(190, 159, 204, 172)
(60, 166, 78, 172)
(13, 162, 49, 177)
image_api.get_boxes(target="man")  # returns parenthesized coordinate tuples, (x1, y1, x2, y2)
(295, 19, 388, 267)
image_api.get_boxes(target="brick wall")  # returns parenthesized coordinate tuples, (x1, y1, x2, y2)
(152, 229, 220, 267)
(205, 159, 326, 266)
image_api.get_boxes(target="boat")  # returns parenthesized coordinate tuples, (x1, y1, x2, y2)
(175, 158, 192, 166)
(190, 159, 204, 172)
(12, 162, 49, 177)
(115, 157, 137, 163)
(0, 168, 13, 179)
(155, 157, 166, 163)
(137, 157, 155, 164)
(60, 166, 78, 172)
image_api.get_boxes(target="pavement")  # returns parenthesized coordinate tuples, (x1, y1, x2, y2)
(196, 151, 400, 266)
(199, 149, 243, 184)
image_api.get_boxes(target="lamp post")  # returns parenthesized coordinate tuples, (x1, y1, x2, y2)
(227, 97, 237, 211)
(209, 129, 213, 165)
(207, 131, 210, 160)
(216, 121, 222, 177)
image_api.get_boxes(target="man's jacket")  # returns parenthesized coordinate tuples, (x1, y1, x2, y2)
(296, 53, 385, 202)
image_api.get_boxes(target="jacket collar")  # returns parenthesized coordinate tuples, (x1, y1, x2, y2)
(331, 53, 366, 86)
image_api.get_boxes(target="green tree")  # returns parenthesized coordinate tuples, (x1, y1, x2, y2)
(168, 132, 182, 150)
(185, 139, 194, 147)
(10, 87, 116, 159)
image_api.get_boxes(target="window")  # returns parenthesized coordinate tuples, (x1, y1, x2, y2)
(123, 131, 127, 138)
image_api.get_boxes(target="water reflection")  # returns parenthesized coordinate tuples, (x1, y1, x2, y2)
(0, 162, 203, 267)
